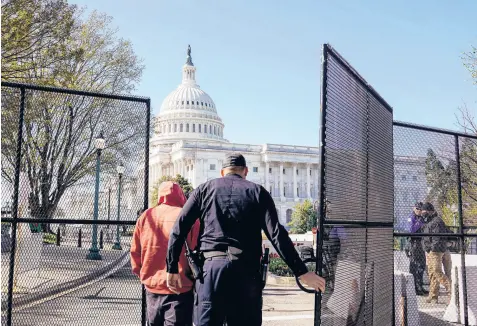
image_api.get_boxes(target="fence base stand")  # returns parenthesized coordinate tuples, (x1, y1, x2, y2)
(112, 243, 122, 250)
(86, 249, 102, 261)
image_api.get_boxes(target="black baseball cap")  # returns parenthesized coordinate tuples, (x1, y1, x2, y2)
(222, 153, 247, 168)
(421, 202, 435, 211)
(413, 202, 423, 209)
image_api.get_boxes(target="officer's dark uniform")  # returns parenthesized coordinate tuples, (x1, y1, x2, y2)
(166, 154, 308, 326)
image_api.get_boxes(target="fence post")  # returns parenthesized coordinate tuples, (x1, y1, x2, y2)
(56, 227, 60, 246)
(455, 135, 469, 326)
(78, 229, 82, 248)
(455, 266, 461, 323)
(400, 274, 407, 326)
(99, 229, 103, 249)
(6, 86, 26, 326)
(142, 98, 151, 326)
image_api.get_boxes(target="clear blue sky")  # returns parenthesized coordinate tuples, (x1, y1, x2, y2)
(71, 0, 476, 146)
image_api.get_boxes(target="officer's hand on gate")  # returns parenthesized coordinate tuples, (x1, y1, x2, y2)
(166, 273, 182, 294)
(298, 272, 326, 293)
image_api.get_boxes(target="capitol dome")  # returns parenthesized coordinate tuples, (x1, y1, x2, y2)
(154, 45, 227, 145)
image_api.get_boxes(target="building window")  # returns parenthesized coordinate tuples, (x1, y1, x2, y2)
(412, 176, 417, 181)
(174, 124, 177, 132)
(283, 187, 286, 196)
(296, 169, 299, 175)
(286, 209, 292, 224)
(182, 101, 184, 105)
(201, 102, 203, 106)
(187, 101, 189, 105)
(180, 124, 183, 132)
(204, 124, 207, 133)
(210, 164, 216, 171)
(192, 101, 194, 105)
(168, 124, 171, 133)
(269, 168, 272, 173)
(402, 175, 406, 181)
(209, 125, 212, 134)
(283, 168, 286, 174)
(297, 188, 299, 197)
(186, 124, 189, 132)
(269, 186, 272, 194)
(310, 169, 312, 176)
(253, 167, 258, 173)
(193, 124, 196, 132)
(403, 192, 409, 204)
(199, 124, 202, 133)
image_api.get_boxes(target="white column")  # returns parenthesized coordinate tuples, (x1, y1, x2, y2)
(306, 164, 311, 198)
(192, 160, 196, 187)
(293, 164, 298, 199)
(265, 162, 270, 192)
(279, 163, 284, 199)
(314, 168, 319, 198)
(188, 161, 192, 181)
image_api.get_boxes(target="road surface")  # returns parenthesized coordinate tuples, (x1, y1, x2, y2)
(10, 266, 452, 326)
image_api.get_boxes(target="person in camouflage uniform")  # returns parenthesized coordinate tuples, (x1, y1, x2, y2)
(407, 202, 428, 296)
(421, 202, 451, 304)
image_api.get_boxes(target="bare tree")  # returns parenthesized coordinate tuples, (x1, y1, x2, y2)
(1, 10, 145, 231)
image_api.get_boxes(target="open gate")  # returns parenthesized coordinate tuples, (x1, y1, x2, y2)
(303, 44, 395, 325)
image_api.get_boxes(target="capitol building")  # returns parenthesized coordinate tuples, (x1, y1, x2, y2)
(148, 46, 320, 226)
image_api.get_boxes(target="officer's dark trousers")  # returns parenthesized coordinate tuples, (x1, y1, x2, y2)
(194, 256, 262, 326)
(146, 290, 193, 326)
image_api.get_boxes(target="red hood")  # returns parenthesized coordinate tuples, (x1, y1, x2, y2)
(157, 181, 186, 207)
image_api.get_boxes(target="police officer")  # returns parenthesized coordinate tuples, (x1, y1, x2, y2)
(166, 153, 325, 326)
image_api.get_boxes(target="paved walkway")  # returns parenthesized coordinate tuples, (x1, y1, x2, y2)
(3, 267, 455, 326)
(1, 241, 130, 313)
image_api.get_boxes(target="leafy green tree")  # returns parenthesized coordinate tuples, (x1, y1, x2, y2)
(1, 6, 144, 231)
(1, 0, 76, 82)
(425, 145, 477, 226)
(150, 174, 194, 205)
(287, 199, 316, 234)
(462, 45, 476, 84)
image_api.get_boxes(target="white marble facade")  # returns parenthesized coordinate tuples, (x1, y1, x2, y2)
(146, 46, 320, 226)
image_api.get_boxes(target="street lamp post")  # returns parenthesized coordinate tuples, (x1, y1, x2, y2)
(86, 132, 105, 260)
(112, 163, 125, 250)
(107, 184, 111, 229)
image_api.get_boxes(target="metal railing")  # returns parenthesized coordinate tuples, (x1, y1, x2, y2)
(1, 82, 150, 326)
(393, 121, 477, 326)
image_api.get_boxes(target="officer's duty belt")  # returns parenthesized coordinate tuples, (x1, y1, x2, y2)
(203, 247, 242, 261)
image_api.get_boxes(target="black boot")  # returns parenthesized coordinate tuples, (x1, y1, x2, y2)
(417, 284, 428, 295)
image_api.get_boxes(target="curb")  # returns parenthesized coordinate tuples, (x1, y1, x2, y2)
(2, 247, 131, 312)
(266, 273, 298, 287)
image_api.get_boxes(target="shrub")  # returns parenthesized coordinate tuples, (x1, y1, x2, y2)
(269, 257, 294, 277)
(43, 233, 56, 244)
(268, 257, 316, 277)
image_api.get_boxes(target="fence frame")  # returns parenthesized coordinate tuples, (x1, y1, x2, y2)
(317, 44, 395, 325)
(1, 81, 151, 326)
(393, 120, 477, 326)
(2, 83, 477, 325)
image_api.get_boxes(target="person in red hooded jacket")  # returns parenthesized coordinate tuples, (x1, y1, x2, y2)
(131, 181, 199, 326)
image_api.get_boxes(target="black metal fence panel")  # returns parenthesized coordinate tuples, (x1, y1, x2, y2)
(393, 122, 477, 326)
(1, 82, 150, 326)
(318, 44, 394, 326)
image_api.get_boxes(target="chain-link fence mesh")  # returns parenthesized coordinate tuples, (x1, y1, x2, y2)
(319, 44, 394, 325)
(393, 123, 477, 326)
(1, 82, 150, 325)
